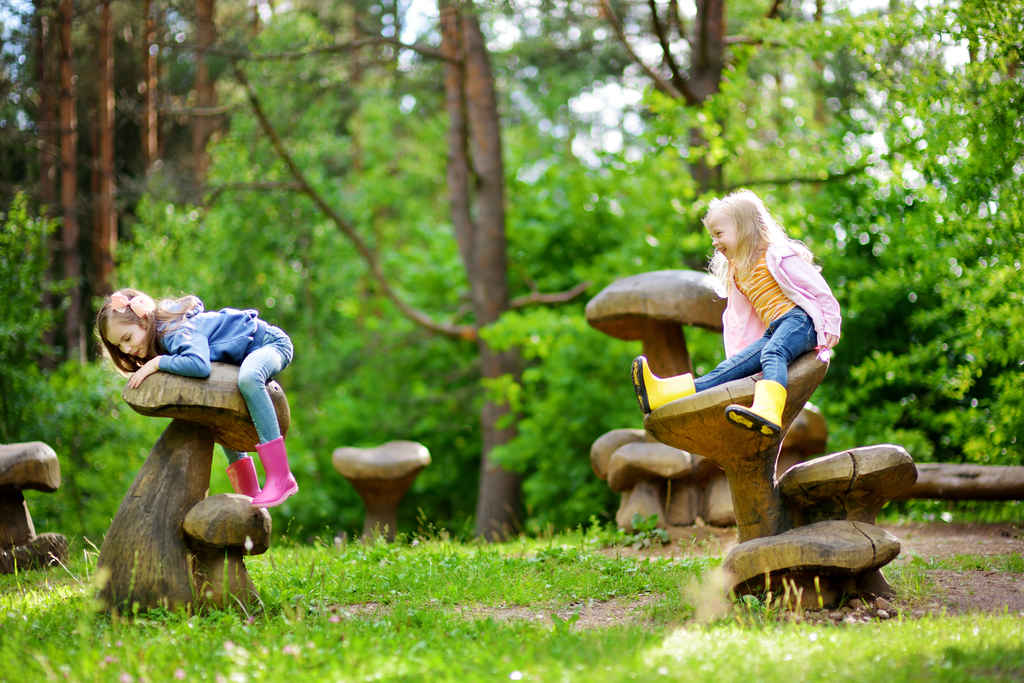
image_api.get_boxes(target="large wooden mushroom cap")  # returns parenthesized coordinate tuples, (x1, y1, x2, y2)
(183, 494, 271, 607)
(0, 442, 61, 495)
(123, 362, 290, 452)
(723, 520, 900, 608)
(333, 441, 431, 541)
(643, 352, 828, 541)
(585, 270, 725, 376)
(779, 445, 917, 525)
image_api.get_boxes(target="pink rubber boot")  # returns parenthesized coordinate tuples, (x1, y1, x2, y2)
(250, 437, 298, 508)
(225, 455, 261, 498)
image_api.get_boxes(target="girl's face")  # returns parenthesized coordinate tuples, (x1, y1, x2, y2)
(105, 317, 150, 360)
(706, 210, 739, 260)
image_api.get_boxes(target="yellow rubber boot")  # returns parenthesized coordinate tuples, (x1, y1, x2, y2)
(631, 356, 695, 415)
(725, 380, 787, 436)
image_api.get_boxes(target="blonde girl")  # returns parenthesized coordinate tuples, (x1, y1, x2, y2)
(632, 190, 841, 435)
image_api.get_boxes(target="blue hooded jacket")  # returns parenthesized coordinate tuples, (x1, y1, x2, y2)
(157, 300, 267, 378)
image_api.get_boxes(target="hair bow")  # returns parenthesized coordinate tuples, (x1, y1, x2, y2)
(110, 292, 156, 318)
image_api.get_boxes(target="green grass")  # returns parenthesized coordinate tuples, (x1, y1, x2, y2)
(2, 529, 1022, 682)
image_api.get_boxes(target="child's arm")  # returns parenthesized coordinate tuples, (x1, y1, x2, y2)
(158, 327, 213, 378)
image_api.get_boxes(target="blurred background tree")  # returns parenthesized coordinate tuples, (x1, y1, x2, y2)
(0, 0, 1020, 542)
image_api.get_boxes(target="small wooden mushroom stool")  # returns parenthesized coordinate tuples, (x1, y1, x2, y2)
(779, 445, 917, 527)
(585, 270, 725, 377)
(97, 363, 288, 611)
(332, 441, 430, 541)
(183, 494, 271, 607)
(644, 352, 828, 542)
(723, 520, 901, 608)
(606, 441, 720, 529)
(0, 442, 67, 574)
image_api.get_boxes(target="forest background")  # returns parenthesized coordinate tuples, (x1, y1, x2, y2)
(0, 0, 1021, 545)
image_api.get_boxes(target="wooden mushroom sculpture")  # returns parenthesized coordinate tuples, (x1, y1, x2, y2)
(644, 352, 828, 542)
(779, 445, 917, 527)
(585, 270, 725, 377)
(332, 441, 431, 541)
(0, 442, 67, 574)
(183, 494, 271, 607)
(97, 362, 289, 611)
(723, 520, 901, 608)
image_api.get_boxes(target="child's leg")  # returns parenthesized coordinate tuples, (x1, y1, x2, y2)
(693, 336, 770, 392)
(757, 308, 817, 387)
(726, 308, 816, 436)
(238, 332, 297, 507)
(223, 447, 261, 497)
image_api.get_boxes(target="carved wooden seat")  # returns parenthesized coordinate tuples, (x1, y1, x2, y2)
(643, 351, 828, 542)
(97, 363, 287, 611)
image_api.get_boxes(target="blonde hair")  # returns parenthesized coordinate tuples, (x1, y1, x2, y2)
(704, 189, 814, 292)
(96, 288, 201, 374)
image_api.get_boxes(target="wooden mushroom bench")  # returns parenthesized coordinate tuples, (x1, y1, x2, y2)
(0, 442, 68, 574)
(96, 363, 289, 611)
(332, 441, 431, 541)
(643, 353, 916, 607)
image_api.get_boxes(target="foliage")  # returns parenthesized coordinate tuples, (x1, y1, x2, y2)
(0, 194, 156, 539)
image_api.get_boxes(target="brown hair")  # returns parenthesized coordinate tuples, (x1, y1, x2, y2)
(96, 288, 201, 374)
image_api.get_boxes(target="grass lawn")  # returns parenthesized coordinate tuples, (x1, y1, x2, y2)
(2, 525, 1022, 682)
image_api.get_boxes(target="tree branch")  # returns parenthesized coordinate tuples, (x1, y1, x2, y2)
(599, 0, 692, 102)
(509, 281, 591, 309)
(231, 61, 477, 341)
(766, 0, 784, 19)
(647, 0, 687, 91)
(721, 162, 870, 193)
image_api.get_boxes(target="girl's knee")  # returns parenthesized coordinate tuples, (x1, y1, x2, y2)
(237, 369, 265, 397)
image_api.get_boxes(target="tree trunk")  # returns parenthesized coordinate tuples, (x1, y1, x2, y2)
(35, 0, 60, 367)
(59, 0, 83, 362)
(441, 2, 523, 539)
(143, 0, 159, 171)
(192, 0, 216, 184)
(93, 0, 116, 297)
(687, 0, 725, 191)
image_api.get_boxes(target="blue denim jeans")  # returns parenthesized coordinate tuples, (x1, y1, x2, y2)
(223, 324, 294, 462)
(693, 307, 816, 392)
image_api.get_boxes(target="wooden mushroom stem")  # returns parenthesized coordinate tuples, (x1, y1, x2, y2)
(98, 419, 214, 611)
(725, 438, 790, 541)
(0, 488, 34, 548)
(640, 319, 691, 377)
(352, 472, 421, 541)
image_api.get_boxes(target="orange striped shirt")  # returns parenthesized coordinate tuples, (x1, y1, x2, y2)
(734, 255, 795, 327)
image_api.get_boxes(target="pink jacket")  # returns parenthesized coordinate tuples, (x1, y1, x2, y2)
(722, 242, 842, 362)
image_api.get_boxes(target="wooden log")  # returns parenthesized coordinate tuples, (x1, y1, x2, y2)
(892, 463, 1024, 501)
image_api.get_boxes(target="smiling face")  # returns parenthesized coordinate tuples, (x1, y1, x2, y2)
(105, 317, 152, 361)
(705, 209, 740, 262)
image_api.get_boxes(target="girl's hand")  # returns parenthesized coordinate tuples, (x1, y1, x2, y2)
(127, 357, 162, 388)
(824, 334, 839, 349)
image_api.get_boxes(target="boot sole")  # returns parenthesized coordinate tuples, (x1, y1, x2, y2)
(725, 407, 780, 437)
(631, 357, 652, 415)
(252, 481, 298, 508)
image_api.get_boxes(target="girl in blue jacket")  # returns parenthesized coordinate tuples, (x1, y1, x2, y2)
(97, 288, 297, 508)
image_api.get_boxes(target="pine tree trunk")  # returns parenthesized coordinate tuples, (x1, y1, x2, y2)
(93, 0, 116, 297)
(192, 0, 217, 184)
(143, 0, 159, 170)
(58, 0, 83, 362)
